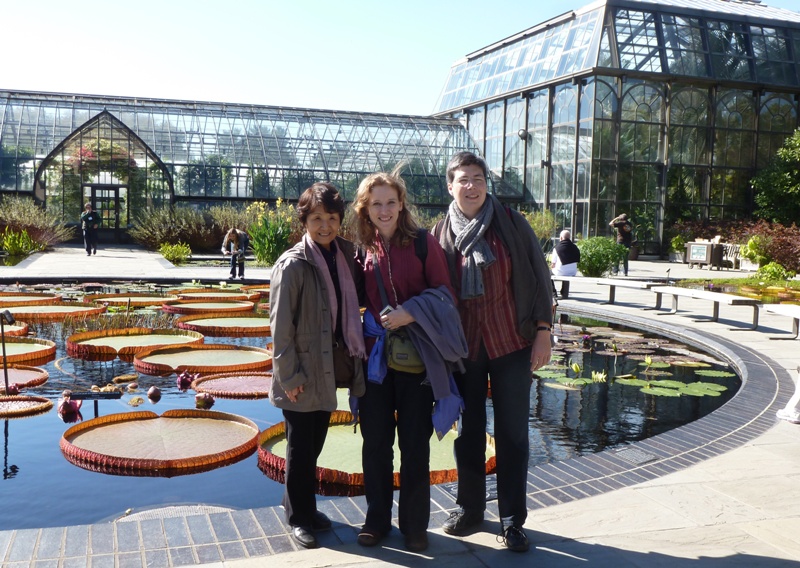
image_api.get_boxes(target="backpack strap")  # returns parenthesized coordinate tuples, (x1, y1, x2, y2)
(414, 228, 428, 266)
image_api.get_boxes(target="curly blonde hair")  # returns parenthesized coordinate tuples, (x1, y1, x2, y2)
(351, 172, 419, 250)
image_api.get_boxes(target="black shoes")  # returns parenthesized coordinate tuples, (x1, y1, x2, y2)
(357, 527, 384, 547)
(290, 525, 318, 549)
(498, 523, 530, 552)
(442, 508, 484, 536)
(311, 510, 331, 530)
(404, 531, 429, 552)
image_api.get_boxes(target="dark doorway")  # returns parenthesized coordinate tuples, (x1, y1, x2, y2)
(85, 185, 127, 243)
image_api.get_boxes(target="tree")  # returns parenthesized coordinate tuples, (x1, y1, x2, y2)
(751, 128, 800, 226)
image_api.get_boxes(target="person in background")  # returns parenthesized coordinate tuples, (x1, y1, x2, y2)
(221, 228, 250, 280)
(610, 213, 633, 276)
(80, 203, 100, 256)
(551, 229, 581, 297)
(352, 171, 462, 553)
(433, 151, 553, 553)
(269, 182, 366, 550)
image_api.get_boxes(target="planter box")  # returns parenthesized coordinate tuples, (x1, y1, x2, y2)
(669, 251, 685, 263)
(739, 258, 758, 272)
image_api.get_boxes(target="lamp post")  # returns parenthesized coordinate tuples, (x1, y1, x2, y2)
(0, 309, 15, 394)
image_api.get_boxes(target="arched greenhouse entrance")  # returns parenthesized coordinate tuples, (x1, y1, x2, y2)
(34, 110, 173, 243)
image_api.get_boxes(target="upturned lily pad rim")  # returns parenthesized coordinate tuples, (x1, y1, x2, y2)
(174, 288, 261, 302)
(2, 321, 29, 337)
(175, 313, 271, 337)
(83, 292, 179, 306)
(0, 337, 57, 364)
(160, 299, 255, 315)
(133, 344, 273, 376)
(60, 409, 259, 475)
(0, 292, 62, 306)
(257, 410, 496, 489)
(0, 395, 53, 418)
(192, 371, 273, 399)
(67, 327, 205, 362)
(0, 365, 49, 394)
(4, 301, 106, 321)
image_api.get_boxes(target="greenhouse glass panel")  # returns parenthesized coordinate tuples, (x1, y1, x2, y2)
(707, 21, 753, 81)
(750, 26, 797, 86)
(661, 15, 708, 77)
(614, 9, 662, 73)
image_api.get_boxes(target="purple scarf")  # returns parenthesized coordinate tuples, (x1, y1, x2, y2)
(304, 234, 365, 359)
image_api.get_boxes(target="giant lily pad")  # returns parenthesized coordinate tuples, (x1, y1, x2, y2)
(258, 410, 496, 493)
(0, 395, 53, 418)
(640, 386, 682, 397)
(192, 371, 273, 399)
(83, 293, 179, 307)
(160, 300, 255, 315)
(0, 337, 57, 364)
(67, 328, 205, 362)
(134, 344, 272, 376)
(4, 302, 106, 322)
(0, 365, 48, 394)
(60, 409, 259, 476)
(242, 284, 270, 298)
(0, 292, 62, 305)
(174, 288, 261, 302)
(175, 313, 271, 337)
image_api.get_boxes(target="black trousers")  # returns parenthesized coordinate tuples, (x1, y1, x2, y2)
(281, 408, 331, 528)
(360, 368, 434, 536)
(83, 229, 97, 254)
(453, 344, 532, 526)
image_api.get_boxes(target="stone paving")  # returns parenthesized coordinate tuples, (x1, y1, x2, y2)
(1, 245, 800, 567)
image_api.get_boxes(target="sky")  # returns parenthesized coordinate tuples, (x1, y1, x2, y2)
(4, 0, 800, 117)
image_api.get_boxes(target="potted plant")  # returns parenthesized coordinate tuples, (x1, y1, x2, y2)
(669, 235, 687, 263)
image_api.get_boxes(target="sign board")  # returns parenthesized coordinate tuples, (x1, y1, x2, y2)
(689, 243, 710, 263)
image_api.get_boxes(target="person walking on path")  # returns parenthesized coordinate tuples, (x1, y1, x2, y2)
(432, 151, 553, 553)
(268, 183, 366, 550)
(352, 171, 463, 554)
(221, 228, 250, 279)
(610, 213, 633, 276)
(80, 203, 100, 256)
(551, 229, 581, 296)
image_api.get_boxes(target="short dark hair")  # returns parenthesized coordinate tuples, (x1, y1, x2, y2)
(446, 151, 488, 182)
(297, 182, 345, 225)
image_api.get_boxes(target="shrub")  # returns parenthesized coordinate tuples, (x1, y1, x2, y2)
(669, 234, 687, 253)
(129, 207, 215, 251)
(755, 262, 795, 282)
(158, 242, 192, 265)
(576, 237, 629, 277)
(520, 209, 557, 253)
(248, 199, 296, 266)
(741, 235, 771, 267)
(1, 227, 45, 256)
(0, 195, 75, 248)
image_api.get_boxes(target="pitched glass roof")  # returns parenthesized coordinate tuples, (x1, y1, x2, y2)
(435, 0, 800, 113)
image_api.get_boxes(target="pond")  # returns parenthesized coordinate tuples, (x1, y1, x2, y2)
(0, 301, 739, 530)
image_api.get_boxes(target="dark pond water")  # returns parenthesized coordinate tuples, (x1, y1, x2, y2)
(0, 313, 739, 530)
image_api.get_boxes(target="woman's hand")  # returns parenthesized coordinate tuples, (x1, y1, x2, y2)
(286, 385, 304, 403)
(380, 306, 415, 331)
(530, 329, 552, 371)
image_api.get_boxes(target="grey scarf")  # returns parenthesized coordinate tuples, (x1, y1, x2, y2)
(448, 197, 496, 299)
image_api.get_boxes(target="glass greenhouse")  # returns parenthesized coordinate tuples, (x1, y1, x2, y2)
(0, 91, 474, 239)
(434, 0, 800, 252)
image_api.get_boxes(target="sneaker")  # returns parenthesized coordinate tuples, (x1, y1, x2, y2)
(357, 527, 384, 547)
(442, 508, 484, 536)
(497, 523, 529, 552)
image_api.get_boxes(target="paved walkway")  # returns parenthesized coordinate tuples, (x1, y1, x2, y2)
(1, 246, 800, 567)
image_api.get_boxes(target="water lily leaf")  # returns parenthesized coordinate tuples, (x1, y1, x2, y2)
(650, 380, 685, 389)
(641, 386, 682, 397)
(614, 378, 649, 387)
(638, 361, 671, 368)
(534, 370, 568, 379)
(679, 386, 721, 397)
(542, 382, 579, 391)
(687, 382, 727, 392)
(693, 369, 736, 378)
(670, 361, 712, 368)
(640, 369, 673, 376)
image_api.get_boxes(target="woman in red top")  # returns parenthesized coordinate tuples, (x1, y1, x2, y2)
(352, 172, 455, 553)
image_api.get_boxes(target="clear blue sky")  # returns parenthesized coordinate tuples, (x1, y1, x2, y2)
(5, 0, 799, 116)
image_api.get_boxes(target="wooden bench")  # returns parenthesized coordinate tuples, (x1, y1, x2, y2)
(649, 286, 760, 330)
(551, 276, 586, 299)
(595, 278, 661, 305)
(763, 304, 800, 340)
